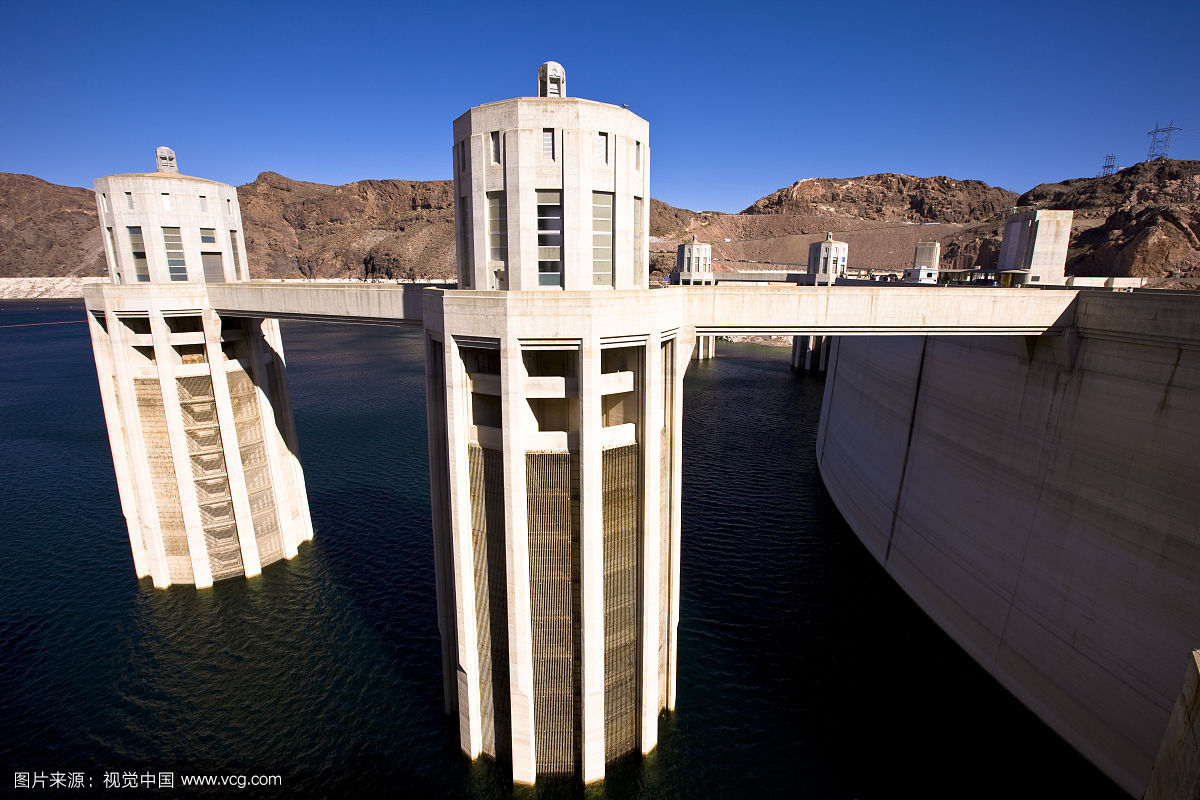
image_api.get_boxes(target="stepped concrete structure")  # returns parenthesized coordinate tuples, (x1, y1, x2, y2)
(80, 65, 1200, 796)
(85, 148, 312, 589)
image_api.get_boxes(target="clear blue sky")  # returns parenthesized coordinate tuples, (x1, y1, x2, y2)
(2, 0, 1196, 212)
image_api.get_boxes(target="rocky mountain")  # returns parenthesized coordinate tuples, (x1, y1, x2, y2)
(3, 161, 1198, 284)
(741, 174, 1019, 224)
(0, 174, 104, 278)
(237, 172, 456, 279)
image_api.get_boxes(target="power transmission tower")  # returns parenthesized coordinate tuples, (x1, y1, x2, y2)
(1098, 154, 1117, 177)
(1147, 121, 1182, 161)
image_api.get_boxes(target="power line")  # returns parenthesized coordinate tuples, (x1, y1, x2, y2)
(1098, 153, 1117, 177)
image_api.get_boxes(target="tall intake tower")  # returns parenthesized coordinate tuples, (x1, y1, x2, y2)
(85, 148, 313, 588)
(424, 63, 689, 783)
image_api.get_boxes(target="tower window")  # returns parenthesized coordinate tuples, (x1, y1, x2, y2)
(104, 227, 118, 281)
(487, 192, 507, 263)
(542, 129, 555, 160)
(100, 193, 110, 212)
(226, 198, 232, 215)
(161, 193, 172, 211)
(127, 226, 149, 282)
(458, 140, 467, 171)
(199, 195, 208, 212)
(633, 196, 643, 272)
(596, 132, 609, 164)
(200, 228, 217, 244)
(456, 194, 472, 287)
(592, 191, 613, 286)
(537, 190, 563, 287)
(635, 141, 642, 170)
(162, 227, 187, 281)
(490, 132, 501, 164)
(229, 230, 242, 279)
(125, 192, 134, 210)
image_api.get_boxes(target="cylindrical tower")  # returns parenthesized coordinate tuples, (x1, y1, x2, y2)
(84, 147, 313, 589)
(427, 64, 686, 785)
(94, 147, 248, 285)
(451, 66, 650, 291)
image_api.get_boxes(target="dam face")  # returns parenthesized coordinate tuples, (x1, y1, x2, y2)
(815, 290, 1200, 795)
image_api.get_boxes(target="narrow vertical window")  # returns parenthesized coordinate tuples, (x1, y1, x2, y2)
(592, 191, 613, 286)
(229, 230, 242, 279)
(456, 194, 471, 287)
(596, 132, 609, 164)
(633, 196, 643, 274)
(105, 227, 118, 281)
(125, 192, 134, 210)
(100, 193, 110, 213)
(161, 193, 172, 211)
(537, 190, 563, 287)
(226, 198, 232, 215)
(635, 141, 642, 170)
(490, 132, 501, 164)
(127, 226, 149, 282)
(458, 140, 466, 170)
(199, 195, 208, 212)
(162, 227, 187, 281)
(487, 191, 507, 263)
(542, 128, 555, 160)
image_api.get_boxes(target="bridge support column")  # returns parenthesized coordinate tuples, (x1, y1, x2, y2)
(83, 284, 314, 588)
(695, 334, 715, 360)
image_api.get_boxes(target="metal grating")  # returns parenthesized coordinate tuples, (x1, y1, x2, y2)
(527, 451, 580, 775)
(469, 444, 510, 760)
(177, 375, 244, 580)
(135, 378, 193, 584)
(228, 369, 285, 568)
(602, 444, 640, 762)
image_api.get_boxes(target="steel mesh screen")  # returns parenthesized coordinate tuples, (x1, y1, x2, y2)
(526, 451, 580, 774)
(135, 378, 193, 584)
(602, 444, 640, 761)
(469, 444, 510, 760)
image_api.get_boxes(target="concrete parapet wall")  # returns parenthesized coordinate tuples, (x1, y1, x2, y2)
(815, 290, 1200, 796)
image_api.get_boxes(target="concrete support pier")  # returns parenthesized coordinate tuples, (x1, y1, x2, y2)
(790, 335, 831, 372)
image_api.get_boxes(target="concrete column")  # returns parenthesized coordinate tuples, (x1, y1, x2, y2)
(666, 332, 685, 710)
(443, 337, 483, 759)
(88, 308, 151, 579)
(639, 335, 663, 754)
(500, 336, 537, 783)
(819, 336, 832, 372)
(150, 309, 215, 589)
(259, 318, 313, 549)
(803, 335, 818, 370)
(244, 317, 294, 560)
(204, 308, 262, 579)
(578, 336, 606, 782)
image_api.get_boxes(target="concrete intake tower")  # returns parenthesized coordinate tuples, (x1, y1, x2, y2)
(85, 148, 313, 588)
(424, 62, 683, 783)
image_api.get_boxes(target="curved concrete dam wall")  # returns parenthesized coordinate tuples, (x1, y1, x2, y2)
(815, 291, 1200, 796)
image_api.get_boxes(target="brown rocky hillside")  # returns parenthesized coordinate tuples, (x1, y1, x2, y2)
(4, 162, 1197, 282)
(742, 174, 1018, 224)
(0, 174, 104, 278)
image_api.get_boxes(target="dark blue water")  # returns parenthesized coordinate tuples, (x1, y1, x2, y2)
(0, 300, 1123, 798)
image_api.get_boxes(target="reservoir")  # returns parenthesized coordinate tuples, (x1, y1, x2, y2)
(0, 300, 1123, 797)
